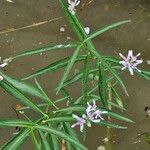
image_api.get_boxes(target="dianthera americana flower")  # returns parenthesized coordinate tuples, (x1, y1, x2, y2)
(68, 0, 80, 15)
(119, 50, 143, 75)
(72, 114, 86, 132)
(72, 100, 108, 132)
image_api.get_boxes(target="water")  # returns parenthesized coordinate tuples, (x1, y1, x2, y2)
(0, 0, 150, 149)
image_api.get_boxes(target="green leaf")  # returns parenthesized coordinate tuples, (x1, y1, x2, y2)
(16, 96, 69, 111)
(98, 63, 108, 107)
(0, 117, 44, 150)
(89, 94, 126, 111)
(31, 130, 41, 150)
(82, 55, 90, 100)
(0, 80, 47, 116)
(59, 0, 85, 41)
(0, 119, 33, 128)
(39, 131, 51, 150)
(1, 128, 30, 150)
(48, 134, 59, 150)
(42, 116, 74, 124)
(84, 20, 131, 42)
(35, 125, 87, 150)
(0, 71, 49, 103)
(98, 120, 127, 129)
(103, 56, 120, 64)
(22, 55, 86, 81)
(63, 122, 80, 150)
(56, 45, 82, 93)
(136, 70, 150, 80)
(111, 87, 124, 108)
(58, 68, 98, 89)
(12, 43, 78, 59)
(105, 112, 134, 123)
(34, 79, 58, 109)
(88, 49, 129, 96)
(53, 106, 85, 114)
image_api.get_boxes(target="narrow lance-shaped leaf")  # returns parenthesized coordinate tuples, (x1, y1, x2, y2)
(56, 45, 82, 93)
(1, 129, 30, 150)
(84, 20, 131, 42)
(111, 87, 124, 108)
(0, 117, 44, 150)
(60, 88, 72, 105)
(34, 79, 58, 109)
(136, 70, 150, 80)
(53, 106, 85, 114)
(59, 0, 97, 57)
(63, 122, 80, 150)
(35, 125, 87, 150)
(82, 55, 90, 101)
(22, 55, 86, 81)
(105, 111, 134, 123)
(0, 119, 33, 128)
(97, 120, 127, 129)
(41, 133, 51, 150)
(59, 0, 84, 41)
(12, 43, 78, 59)
(56, 68, 98, 90)
(88, 49, 129, 96)
(31, 130, 41, 150)
(48, 133, 59, 150)
(42, 116, 74, 124)
(0, 71, 48, 103)
(98, 63, 108, 107)
(0, 80, 47, 117)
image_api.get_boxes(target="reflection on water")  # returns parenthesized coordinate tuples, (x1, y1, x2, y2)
(0, 0, 150, 149)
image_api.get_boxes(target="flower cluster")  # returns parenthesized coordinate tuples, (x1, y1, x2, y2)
(72, 100, 108, 132)
(119, 50, 143, 75)
(68, 0, 80, 15)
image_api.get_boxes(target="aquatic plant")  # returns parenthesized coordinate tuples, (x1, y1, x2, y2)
(0, 0, 149, 149)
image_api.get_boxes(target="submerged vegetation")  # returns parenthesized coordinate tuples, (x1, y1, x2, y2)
(0, 0, 149, 149)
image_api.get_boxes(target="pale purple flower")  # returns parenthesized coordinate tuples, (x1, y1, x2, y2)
(72, 114, 86, 132)
(119, 50, 143, 75)
(72, 100, 108, 132)
(94, 110, 108, 120)
(86, 100, 97, 115)
(86, 100, 107, 123)
(68, 0, 80, 15)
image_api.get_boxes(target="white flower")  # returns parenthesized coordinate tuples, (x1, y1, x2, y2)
(119, 50, 143, 75)
(68, 0, 80, 15)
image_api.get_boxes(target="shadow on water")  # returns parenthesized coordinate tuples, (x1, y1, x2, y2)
(0, 0, 150, 149)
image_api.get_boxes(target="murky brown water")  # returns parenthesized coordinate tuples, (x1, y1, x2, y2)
(0, 0, 150, 150)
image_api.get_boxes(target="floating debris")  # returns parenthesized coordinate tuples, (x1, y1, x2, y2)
(6, 0, 14, 3)
(97, 145, 106, 150)
(84, 27, 90, 34)
(146, 60, 150, 65)
(60, 27, 65, 32)
(145, 106, 150, 117)
(67, 36, 71, 40)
